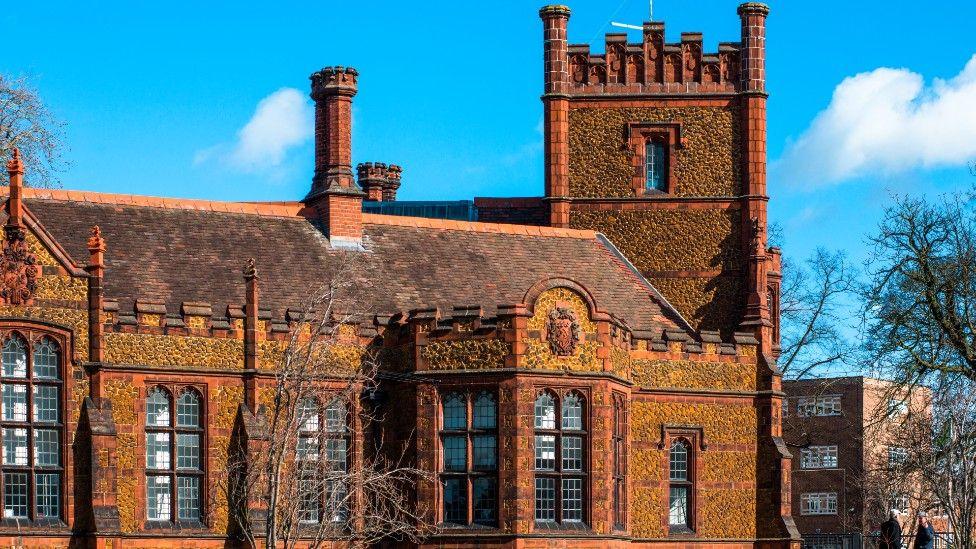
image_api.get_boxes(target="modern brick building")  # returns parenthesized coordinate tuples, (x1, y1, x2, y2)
(783, 376, 932, 535)
(0, 2, 801, 547)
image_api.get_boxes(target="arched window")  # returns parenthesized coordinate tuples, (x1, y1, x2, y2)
(534, 390, 587, 525)
(296, 396, 350, 524)
(439, 390, 497, 526)
(146, 386, 204, 523)
(668, 439, 692, 530)
(0, 333, 63, 523)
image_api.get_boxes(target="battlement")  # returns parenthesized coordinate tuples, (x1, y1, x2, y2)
(541, 3, 768, 96)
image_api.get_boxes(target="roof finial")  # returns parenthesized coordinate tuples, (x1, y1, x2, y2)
(6, 148, 23, 176)
(87, 225, 106, 253)
(243, 258, 258, 280)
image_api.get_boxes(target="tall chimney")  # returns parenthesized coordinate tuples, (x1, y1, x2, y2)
(306, 66, 365, 248)
(539, 5, 571, 228)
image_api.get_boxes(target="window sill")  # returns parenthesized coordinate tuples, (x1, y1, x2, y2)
(143, 519, 207, 531)
(668, 525, 696, 536)
(534, 521, 590, 532)
(0, 517, 67, 529)
(438, 522, 499, 531)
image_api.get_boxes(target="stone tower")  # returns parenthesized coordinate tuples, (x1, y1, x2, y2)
(539, 3, 780, 342)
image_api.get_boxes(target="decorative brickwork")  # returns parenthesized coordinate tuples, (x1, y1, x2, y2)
(569, 209, 741, 271)
(632, 358, 757, 391)
(103, 333, 244, 369)
(420, 338, 509, 370)
(568, 106, 740, 198)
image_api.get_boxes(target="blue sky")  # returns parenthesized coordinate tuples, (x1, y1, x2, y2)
(4, 0, 976, 264)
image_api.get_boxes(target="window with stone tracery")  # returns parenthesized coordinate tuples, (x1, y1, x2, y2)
(0, 331, 64, 524)
(145, 386, 205, 524)
(534, 390, 587, 527)
(439, 390, 497, 527)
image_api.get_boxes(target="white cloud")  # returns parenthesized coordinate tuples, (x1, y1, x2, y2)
(774, 54, 976, 187)
(194, 87, 312, 174)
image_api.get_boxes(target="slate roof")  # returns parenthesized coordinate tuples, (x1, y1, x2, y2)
(14, 190, 688, 334)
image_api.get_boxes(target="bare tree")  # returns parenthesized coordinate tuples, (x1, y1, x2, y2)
(778, 247, 857, 379)
(859, 191, 976, 545)
(0, 74, 67, 187)
(862, 193, 976, 385)
(225, 257, 433, 549)
(875, 377, 976, 547)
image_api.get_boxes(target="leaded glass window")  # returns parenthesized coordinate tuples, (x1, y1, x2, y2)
(439, 390, 497, 526)
(645, 140, 667, 192)
(668, 440, 692, 530)
(534, 390, 587, 525)
(295, 397, 350, 524)
(145, 387, 204, 523)
(0, 332, 63, 522)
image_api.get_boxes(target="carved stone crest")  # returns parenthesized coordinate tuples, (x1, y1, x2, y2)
(0, 227, 38, 305)
(546, 306, 581, 356)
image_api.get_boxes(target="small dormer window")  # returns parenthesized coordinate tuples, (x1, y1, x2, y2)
(645, 140, 667, 192)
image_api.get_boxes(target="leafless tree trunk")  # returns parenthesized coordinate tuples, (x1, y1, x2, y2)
(224, 257, 433, 549)
(0, 74, 67, 187)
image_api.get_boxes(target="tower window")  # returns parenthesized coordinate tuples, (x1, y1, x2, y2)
(645, 140, 667, 192)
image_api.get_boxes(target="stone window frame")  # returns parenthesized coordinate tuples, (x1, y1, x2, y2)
(657, 425, 705, 535)
(625, 122, 683, 196)
(611, 392, 627, 531)
(532, 387, 590, 530)
(295, 394, 351, 526)
(0, 324, 69, 528)
(142, 382, 207, 529)
(437, 388, 499, 528)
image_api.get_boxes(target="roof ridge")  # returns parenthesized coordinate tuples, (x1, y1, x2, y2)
(8, 187, 598, 238)
(6, 187, 306, 218)
(362, 213, 597, 239)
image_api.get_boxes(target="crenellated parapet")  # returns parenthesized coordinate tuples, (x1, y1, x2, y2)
(567, 28, 741, 95)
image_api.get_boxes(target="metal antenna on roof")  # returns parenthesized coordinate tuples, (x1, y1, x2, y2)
(611, 0, 652, 31)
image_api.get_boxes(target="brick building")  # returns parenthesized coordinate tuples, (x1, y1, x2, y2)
(0, 2, 801, 547)
(783, 377, 932, 535)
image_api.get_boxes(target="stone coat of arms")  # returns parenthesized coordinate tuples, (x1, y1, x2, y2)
(0, 227, 38, 305)
(546, 306, 581, 356)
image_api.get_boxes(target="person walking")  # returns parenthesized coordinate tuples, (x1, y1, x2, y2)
(913, 513, 935, 549)
(880, 510, 903, 549)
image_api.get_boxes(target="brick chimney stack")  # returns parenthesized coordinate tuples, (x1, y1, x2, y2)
(383, 164, 402, 201)
(540, 5, 571, 227)
(306, 66, 365, 248)
(357, 162, 388, 201)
